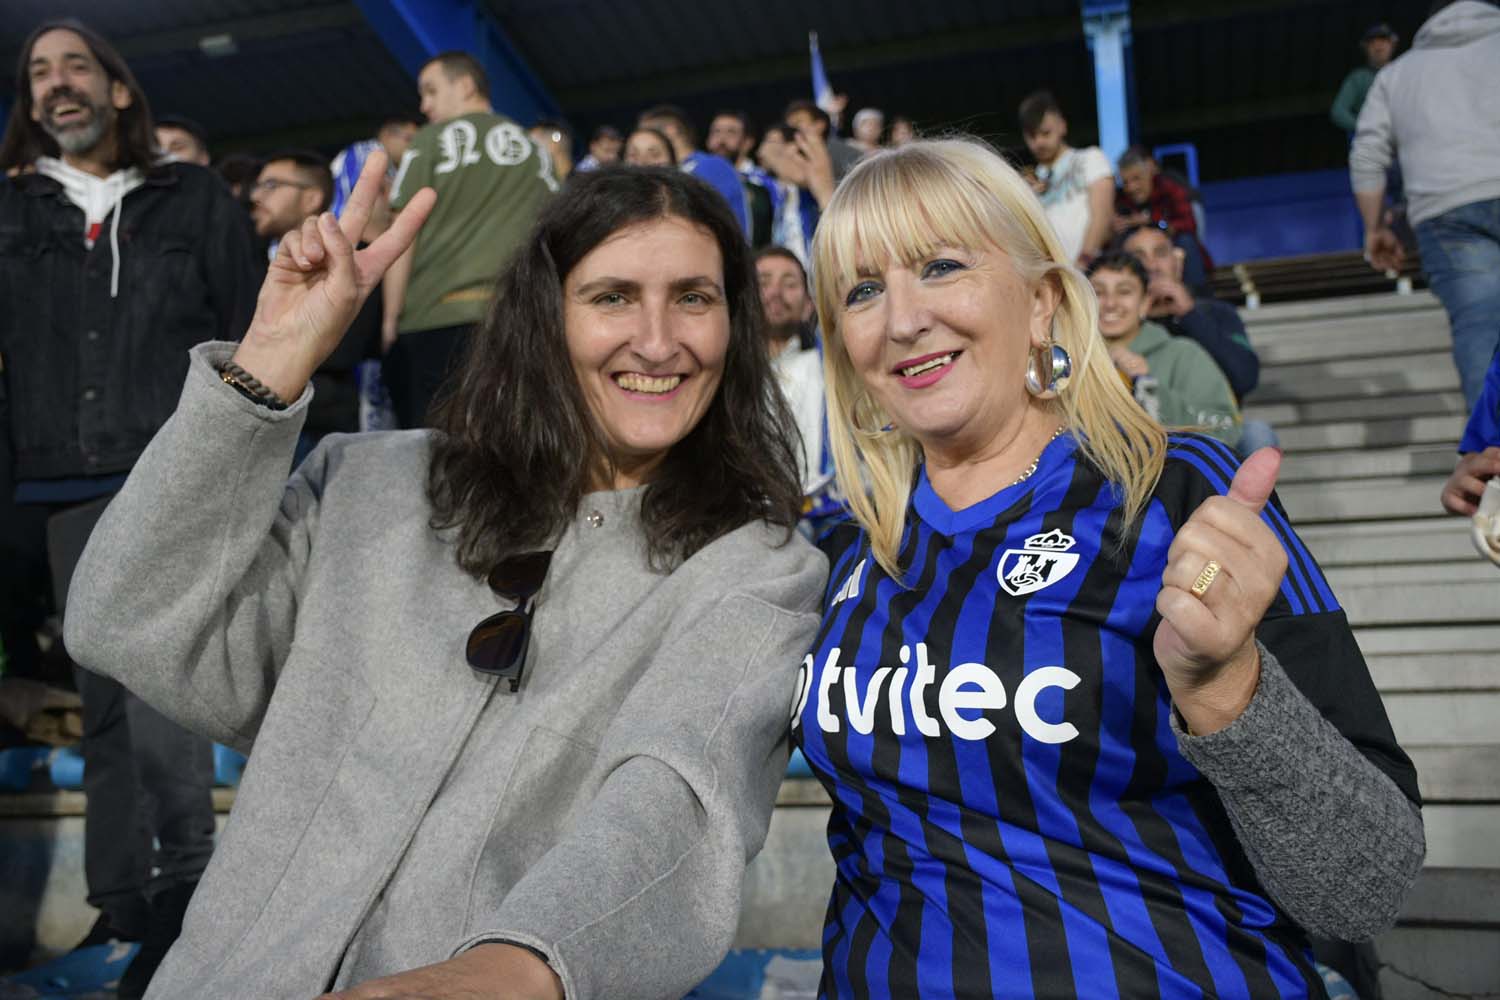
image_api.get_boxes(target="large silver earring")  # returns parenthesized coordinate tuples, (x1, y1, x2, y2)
(1025, 342, 1073, 398)
(850, 392, 896, 437)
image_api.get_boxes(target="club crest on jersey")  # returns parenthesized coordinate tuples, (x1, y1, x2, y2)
(998, 529, 1079, 597)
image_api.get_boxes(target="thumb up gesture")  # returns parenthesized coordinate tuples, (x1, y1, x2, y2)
(232, 151, 436, 402)
(1153, 448, 1288, 735)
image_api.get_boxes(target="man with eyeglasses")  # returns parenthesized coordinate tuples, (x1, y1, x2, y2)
(249, 149, 380, 449)
(249, 148, 335, 253)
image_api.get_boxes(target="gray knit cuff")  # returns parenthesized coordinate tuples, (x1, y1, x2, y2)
(1171, 642, 1311, 789)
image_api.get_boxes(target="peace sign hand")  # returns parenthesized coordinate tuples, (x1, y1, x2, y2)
(231, 150, 437, 401)
(1153, 447, 1288, 735)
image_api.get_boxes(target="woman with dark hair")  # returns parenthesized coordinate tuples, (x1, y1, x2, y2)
(63, 155, 825, 999)
(624, 126, 677, 167)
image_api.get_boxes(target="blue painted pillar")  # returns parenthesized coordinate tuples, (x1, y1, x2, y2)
(1081, 0, 1135, 166)
(354, 0, 558, 123)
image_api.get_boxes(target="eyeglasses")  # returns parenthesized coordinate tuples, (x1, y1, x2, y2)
(466, 551, 553, 691)
(250, 178, 315, 196)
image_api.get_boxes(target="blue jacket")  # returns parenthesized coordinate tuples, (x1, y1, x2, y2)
(1161, 297, 1260, 400)
(682, 151, 749, 235)
(1460, 350, 1500, 452)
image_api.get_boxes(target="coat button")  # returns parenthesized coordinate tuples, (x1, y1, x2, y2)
(86, 329, 100, 341)
(82, 388, 98, 401)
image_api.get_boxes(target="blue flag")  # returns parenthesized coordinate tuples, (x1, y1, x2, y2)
(809, 31, 836, 116)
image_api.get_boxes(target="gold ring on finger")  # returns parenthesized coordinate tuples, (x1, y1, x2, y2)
(1189, 559, 1222, 599)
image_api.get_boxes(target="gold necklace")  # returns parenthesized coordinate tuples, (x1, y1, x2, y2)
(1010, 426, 1068, 487)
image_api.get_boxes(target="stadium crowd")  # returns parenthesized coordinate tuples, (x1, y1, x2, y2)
(2, 3, 1498, 999)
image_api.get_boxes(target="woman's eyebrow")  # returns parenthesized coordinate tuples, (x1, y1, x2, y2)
(572, 277, 640, 297)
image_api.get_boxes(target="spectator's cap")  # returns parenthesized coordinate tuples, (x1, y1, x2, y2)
(1362, 22, 1398, 42)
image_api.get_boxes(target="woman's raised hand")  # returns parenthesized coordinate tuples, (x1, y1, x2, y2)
(232, 151, 436, 401)
(1152, 447, 1288, 735)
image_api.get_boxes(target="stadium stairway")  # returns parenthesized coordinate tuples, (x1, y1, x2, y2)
(2, 294, 1495, 998)
(733, 292, 1500, 998)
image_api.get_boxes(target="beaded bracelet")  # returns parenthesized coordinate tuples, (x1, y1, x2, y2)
(219, 361, 289, 411)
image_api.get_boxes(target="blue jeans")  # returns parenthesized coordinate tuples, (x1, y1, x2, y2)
(1414, 198, 1500, 410)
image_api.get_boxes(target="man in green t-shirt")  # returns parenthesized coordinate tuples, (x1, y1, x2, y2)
(382, 50, 557, 427)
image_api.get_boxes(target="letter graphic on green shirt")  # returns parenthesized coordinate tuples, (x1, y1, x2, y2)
(391, 112, 557, 334)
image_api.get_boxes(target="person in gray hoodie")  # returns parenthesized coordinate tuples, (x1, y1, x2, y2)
(63, 157, 827, 998)
(1350, 0, 1500, 409)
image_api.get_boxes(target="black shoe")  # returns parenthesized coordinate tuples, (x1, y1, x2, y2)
(115, 881, 197, 1000)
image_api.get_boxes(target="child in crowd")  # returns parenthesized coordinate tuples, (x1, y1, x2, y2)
(1088, 252, 1242, 447)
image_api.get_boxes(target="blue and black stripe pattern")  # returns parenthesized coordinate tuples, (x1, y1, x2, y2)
(792, 432, 1406, 999)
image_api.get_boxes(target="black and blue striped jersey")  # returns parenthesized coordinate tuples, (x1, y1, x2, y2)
(791, 432, 1418, 1000)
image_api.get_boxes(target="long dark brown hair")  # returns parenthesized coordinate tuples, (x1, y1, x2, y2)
(428, 166, 805, 577)
(1, 19, 158, 173)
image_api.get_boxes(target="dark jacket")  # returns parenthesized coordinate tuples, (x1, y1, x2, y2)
(1160, 296, 1260, 400)
(0, 162, 259, 480)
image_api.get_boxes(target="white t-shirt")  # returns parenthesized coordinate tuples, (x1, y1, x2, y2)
(1036, 146, 1113, 261)
(772, 342, 825, 493)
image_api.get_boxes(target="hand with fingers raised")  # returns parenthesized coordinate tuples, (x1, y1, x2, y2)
(231, 150, 437, 402)
(1153, 447, 1289, 736)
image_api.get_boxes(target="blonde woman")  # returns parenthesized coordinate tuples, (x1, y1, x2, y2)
(789, 139, 1423, 998)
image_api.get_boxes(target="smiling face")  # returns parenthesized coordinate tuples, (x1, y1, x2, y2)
(27, 29, 129, 159)
(563, 216, 731, 488)
(756, 252, 812, 345)
(1089, 267, 1149, 343)
(836, 243, 1059, 458)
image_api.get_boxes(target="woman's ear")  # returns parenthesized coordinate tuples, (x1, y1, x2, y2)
(1030, 272, 1063, 349)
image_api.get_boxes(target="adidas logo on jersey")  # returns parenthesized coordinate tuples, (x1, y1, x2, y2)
(790, 642, 1080, 744)
(830, 559, 866, 607)
(998, 529, 1080, 597)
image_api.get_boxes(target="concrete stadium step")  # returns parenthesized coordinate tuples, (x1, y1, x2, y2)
(1246, 392, 1468, 431)
(1326, 561, 1500, 627)
(1296, 517, 1476, 566)
(1277, 476, 1449, 523)
(1251, 313, 1450, 365)
(1240, 291, 1443, 332)
(1378, 868, 1500, 999)
(1355, 622, 1500, 658)
(1382, 685, 1500, 745)
(1275, 446, 1456, 484)
(1273, 414, 1466, 452)
(1406, 746, 1500, 803)
(1251, 355, 1461, 405)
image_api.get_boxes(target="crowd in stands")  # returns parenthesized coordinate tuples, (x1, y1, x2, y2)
(5, 5, 1500, 999)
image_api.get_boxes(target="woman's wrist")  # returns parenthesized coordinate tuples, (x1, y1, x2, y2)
(1167, 643, 1262, 736)
(230, 331, 316, 404)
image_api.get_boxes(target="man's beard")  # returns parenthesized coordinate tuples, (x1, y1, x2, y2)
(766, 319, 803, 348)
(39, 87, 116, 157)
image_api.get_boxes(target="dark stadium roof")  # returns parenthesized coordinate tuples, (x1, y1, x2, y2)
(2, 0, 1437, 181)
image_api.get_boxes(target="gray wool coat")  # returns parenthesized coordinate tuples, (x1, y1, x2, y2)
(64, 344, 827, 999)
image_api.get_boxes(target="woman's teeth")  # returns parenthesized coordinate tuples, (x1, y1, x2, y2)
(901, 353, 955, 377)
(615, 373, 682, 394)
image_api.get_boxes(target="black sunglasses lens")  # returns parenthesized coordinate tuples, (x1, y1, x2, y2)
(487, 551, 553, 599)
(466, 611, 529, 676)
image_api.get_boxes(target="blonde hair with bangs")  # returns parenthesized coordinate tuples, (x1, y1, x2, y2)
(811, 137, 1167, 580)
